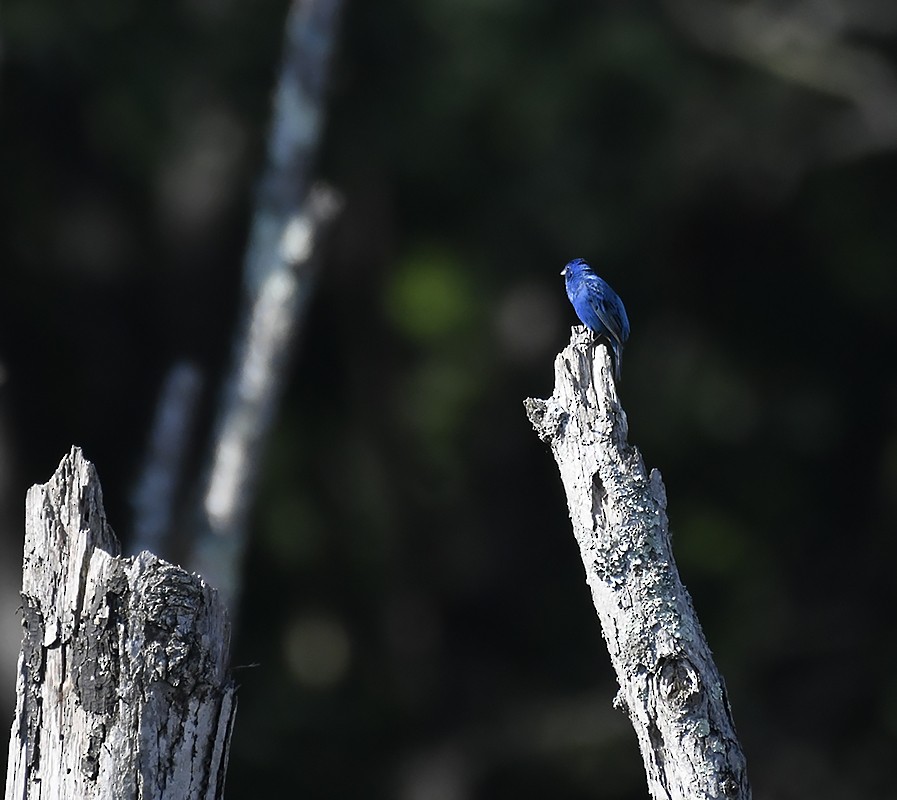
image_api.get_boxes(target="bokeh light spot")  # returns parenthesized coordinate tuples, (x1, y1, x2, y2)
(386, 249, 474, 342)
(283, 613, 351, 689)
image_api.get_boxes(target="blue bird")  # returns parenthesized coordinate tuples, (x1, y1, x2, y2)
(561, 258, 630, 381)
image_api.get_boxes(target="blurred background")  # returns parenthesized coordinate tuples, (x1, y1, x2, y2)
(3, 0, 897, 797)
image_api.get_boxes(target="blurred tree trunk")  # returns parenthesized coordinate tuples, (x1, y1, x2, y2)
(5, 449, 235, 800)
(525, 329, 751, 800)
(186, 0, 343, 609)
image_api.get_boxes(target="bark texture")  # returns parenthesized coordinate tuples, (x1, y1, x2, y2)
(5, 448, 235, 800)
(525, 329, 751, 800)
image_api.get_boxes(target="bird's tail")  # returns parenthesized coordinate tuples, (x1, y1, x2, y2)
(612, 341, 623, 382)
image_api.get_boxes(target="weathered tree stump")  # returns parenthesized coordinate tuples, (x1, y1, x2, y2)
(525, 329, 751, 800)
(5, 448, 235, 800)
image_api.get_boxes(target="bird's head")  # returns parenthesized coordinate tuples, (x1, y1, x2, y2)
(561, 258, 590, 278)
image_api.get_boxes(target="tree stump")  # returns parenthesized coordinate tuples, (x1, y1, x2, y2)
(5, 448, 235, 800)
(525, 329, 751, 800)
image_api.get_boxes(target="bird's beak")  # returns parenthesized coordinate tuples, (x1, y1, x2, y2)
(560, 267, 566, 276)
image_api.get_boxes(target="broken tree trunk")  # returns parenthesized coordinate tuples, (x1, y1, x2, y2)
(5, 448, 236, 800)
(524, 328, 751, 800)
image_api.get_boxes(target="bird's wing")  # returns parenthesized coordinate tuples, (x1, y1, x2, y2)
(586, 278, 630, 344)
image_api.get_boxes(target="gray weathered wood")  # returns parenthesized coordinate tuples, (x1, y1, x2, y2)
(525, 329, 751, 800)
(5, 448, 235, 800)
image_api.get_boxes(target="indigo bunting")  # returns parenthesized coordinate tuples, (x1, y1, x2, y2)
(561, 258, 630, 381)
